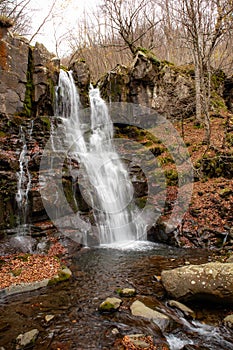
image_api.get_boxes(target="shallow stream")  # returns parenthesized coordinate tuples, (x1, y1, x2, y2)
(0, 242, 233, 349)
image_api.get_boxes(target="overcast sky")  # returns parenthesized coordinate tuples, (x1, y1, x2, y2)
(27, 0, 99, 57)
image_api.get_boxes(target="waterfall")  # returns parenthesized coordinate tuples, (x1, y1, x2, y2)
(15, 122, 33, 234)
(56, 70, 146, 245)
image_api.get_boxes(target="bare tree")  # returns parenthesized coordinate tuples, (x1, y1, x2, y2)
(99, 0, 161, 55)
(172, 0, 233, 145)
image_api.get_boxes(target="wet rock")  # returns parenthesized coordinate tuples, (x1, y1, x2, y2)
(48, 267, 72, 285)
(69, 59, 90, 107)
(223, 314, 233, 328)
(1, 279, 50, 298)
(116, 288, 136, 297)
(161, 262, 233, 303)
(99, 297, 122, 312)
(167, 300, 195, 318)
(9, 236, 37, 253)
(45, 314, 55, 323)
(16, 328, 39, 349)
(130, 300, 171, 331)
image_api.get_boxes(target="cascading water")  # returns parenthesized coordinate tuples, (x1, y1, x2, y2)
(15, 123, 33, 234)
(55, 70, 146, 245)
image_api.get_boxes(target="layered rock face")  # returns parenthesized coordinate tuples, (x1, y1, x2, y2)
(0, 26, 90, 232)
(99, 50, 232, 120)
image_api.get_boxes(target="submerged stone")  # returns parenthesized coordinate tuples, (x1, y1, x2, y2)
(99, 297, 122, 312)
(16, 329, 39, 349)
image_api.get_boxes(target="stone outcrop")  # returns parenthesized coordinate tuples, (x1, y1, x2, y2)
(161, 262, 233, 303)
(0, 25, 62, 231)
(0, 28, 59, 117)
(99, 50, 230, 120)
(69, 59, 90, 107)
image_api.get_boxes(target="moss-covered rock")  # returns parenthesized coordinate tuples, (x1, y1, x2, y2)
(98, 297, 122, 313)
(48, 267, 72, 285)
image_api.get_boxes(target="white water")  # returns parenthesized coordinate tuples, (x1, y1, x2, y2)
(166, 317, 233, 350)
(15, 123, 33, 234)
(56, 70, 146, 244)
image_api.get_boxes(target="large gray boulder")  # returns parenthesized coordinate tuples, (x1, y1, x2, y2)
(161, 262, 233, 303)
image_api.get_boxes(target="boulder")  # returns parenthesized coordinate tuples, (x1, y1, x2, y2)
(161, 262, 233, 303)
(130, 300, 171, 331)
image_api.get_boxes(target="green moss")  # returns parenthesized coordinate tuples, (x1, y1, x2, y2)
(60, 65, 68, 71)
(135, 196, 147, 209)
(193, 122, 204, 129)
(219, 188, 232, 198)
(41, 116, 51, 130)
(11, 268, 22, 277)
(164, 169, 178, 186)
(211, 70, 226, 89)
(136, 47, 161, 66)
(158, 154, 175, 165)
(210, 92, 227, 112)
(17, 254, 30, 262)
(0, 131, 6, 137)
(226, 133, 233, 146)
(62, 177, 78, 212)
(172, 63, 195, 76)
(99, 302, 116, 312)
(48, 268, 72, 285)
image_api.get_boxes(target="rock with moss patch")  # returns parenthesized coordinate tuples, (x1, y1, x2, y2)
(99, 297, 122, 313)
(116, 288, 136, 297)
(48, 267, 72, 285)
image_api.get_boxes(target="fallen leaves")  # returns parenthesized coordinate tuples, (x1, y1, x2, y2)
(0, 254, 62, 289)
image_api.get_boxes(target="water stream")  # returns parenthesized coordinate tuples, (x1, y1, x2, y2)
(0, 244, 232, 349)
(15, 121, 33, 236)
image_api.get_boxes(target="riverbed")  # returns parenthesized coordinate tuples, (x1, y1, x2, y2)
(0, 241, 233, 349)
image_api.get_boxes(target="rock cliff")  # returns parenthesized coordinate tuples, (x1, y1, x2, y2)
(0, 26, 90, 232)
